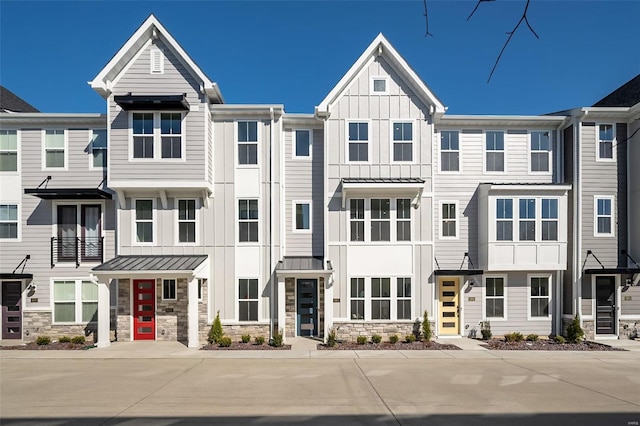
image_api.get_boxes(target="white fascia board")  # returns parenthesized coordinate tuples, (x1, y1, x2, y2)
(342, 182, 425, 191)
(275, 270, 333, 278)
(482, 183, 572, 192)
(282, 114, 321, 126)
(0, 113, 107, 126)
(316, 33, 445, 116)
(436, 115, 568, 128)
(210, 104, 285, 117)
(92, 271, 199, 280)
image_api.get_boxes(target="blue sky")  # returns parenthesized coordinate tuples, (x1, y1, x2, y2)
(1, 1, 638, 115)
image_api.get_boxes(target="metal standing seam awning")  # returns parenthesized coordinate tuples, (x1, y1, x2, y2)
(433, 270, 484, 276)
(276, 256, 333, 278)
(114, 94, 190, 111)
(0, 273, 33, 280)
(340, 178, 425, 208)
(24, 188, 112, 200)
(92, 255, 209, 279)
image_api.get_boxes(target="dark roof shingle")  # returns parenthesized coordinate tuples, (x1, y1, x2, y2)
(0, 86, 39, 112)
(593, 74, 640, 107)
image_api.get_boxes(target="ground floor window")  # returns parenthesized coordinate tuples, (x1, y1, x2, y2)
(238, 278, 258, 321)
(349, 276, 412, 321)
(53, 279, 97, 323)
(485, 277, 505, 319)
(162, 279, 176, 300)
(529, 276, 551, 318)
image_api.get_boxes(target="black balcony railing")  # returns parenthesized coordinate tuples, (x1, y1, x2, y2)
(51, 237, 104, 267)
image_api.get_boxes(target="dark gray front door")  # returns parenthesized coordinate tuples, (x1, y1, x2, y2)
(2, 281, 22, 339)
(296, 279, 317, 337)
(595, 276, 616, 335)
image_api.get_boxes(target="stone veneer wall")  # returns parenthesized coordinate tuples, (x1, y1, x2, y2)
(332, 321, 420, 342)
(117, 279, 131, 341)
(156, 278, 188, 342)
(620, 320, 640, 339)
(198, 279, 209, 344)
(285, 278, 296, 337)
(22, 311, 96, 342)
(581, 320, 596, 339)
(221, 324, 271, 341)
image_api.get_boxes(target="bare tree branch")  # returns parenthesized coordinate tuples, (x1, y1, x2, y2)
(467, 0, 495, 21)
(487, 0, 539, 82)
(612, 125, 640, 150)
(423, 0, 433, 37)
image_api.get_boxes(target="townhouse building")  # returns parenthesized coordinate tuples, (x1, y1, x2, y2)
(1, 15, 638, 347)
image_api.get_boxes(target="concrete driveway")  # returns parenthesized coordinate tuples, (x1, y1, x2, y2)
(1, 354, 639, 425)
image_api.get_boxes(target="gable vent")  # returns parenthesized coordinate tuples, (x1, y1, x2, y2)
(150, 48, 164, 74)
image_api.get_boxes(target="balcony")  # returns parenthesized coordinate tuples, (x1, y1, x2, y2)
(51, 237, 104, 267)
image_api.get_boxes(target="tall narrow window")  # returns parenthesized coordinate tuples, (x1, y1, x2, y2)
(496, 199, 513, 241)
(485, 277, 504, 318)
(440, 131, 459, 172)
(441, 203, 457, 238)
(239, 199, 258, 242)
(295, 130, 311, 158)
(519, 199, 536, 241)
(485, 131, 504, 172)
(91, 129, 107, 168)
(541, 199, 558, 241)
(53, 281, 76, 323)
(350, 199, 365, 242)
(135, 199, 153, 243)
(161, 113, 182, 159)
(162, 279, 177, 300)
(397, 278, 411, 320)
(530, 131, 550, 172)
(371, 278, 391, 320)
(82, 281, 98, 322)
(595, 197, 613, 236)
(0, 130, 18, 172)
(44, 130, 65, 168)
(597, 124, 614, 160)
(238, 279, 258, 321)
(371, 199, 390, 241)
(350, 278, 365, 320)
(132, 113, 154, 159)
(530, 277, 550, 317)
(178, 199, 196, 243)
(238, 121, 258, 165)
(392, 122, 413, 161)
(295, 202, 311, 231)
(348, 122, 368, 161)
(396, 199, 411, 241)
(0, 204, 18, 239)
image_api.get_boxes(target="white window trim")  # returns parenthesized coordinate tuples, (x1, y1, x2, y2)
(348, 276, 414, 322)
(347, 197, 413, 244)
(396, 277, 412, 320)
(128, 112, 186, 162)
(236, 120, 260, 167)
(493, 197, 562, 243)
(495, 198, 514, 242)
(0, 129, 20, 174)
(0, 202, 20, 242)
(541, 198, 559, 241)
(483, 130, 506, 174)
(292, 200, 312, 233)
(237, 198, 259, 244)
(293, 128, 312, 160)
(390, 120, 415, 163)
(42, 129, 68, 171)
(396, 198, 412, 242)
(594, 195, 615, 237)
(438, 129, 461, 173)
(162, 279, 177, 301)
(528, 130, 553, 174)
(370, 76, 389, 95)
(527, 274, 552, 320)
(51, 278, 97, 325)
(482, 275, 508, 321)
(595, 123, 616, 162)
(348, 198, 366, 243)
(370, 198, 392, 242)
(132, 198, 157, 246)
(345, 119, 371, 164)
(439, 200, 459, 240)
(518, 198, 537, 242)
(175, 198, 199, 245)
(150, 46, 164, 74)
(89, 128, 108, 170)
(237, 277, 260, 322)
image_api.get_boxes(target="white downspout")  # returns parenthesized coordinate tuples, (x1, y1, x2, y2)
(269, 107, 275, 339)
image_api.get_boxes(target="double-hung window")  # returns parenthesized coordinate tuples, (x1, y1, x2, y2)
(529, 276, 550, 318)
(371, 278, 391, 320)
(396, 199, 411, 241)
(294, 202, 311, 231)
(350, 278, 365, 320)
(496, 199, 513, 241)
(519, 199, 536, 241)
(178, 199, 196, 243)
(44, 129, 65, 168)
(238, 279, 258, 321)
(485, 277, 505, 318)
(371, 199, 390, 241)
(163, 279, 177, 300)
(135, 199, 154, 243)
(294, 130, 311, 158)
(595, 197, 613, 236)
(132, 113, 154, 159)
(392, 122, 413, 161)
(350, 199, 365, 242)
(239, 199, 258, 242)
(441, 203, 457, 238)
(397, 278, 411, 320)
(440, 131, 459, 172)
(530, 131, 550, 172)
(132, 113, 183, 160)
(348, 122, 368, 162)
(541, 199, 558, 241)
(0, 130, 18, 172)
(485, 131, 504, 172)
(53, 280, 97, 323)
(91, 129, 107, 168)
(0, 204, 18, 239)
(597, 124, 614, 160)
(161, 113, 182, 158)
(238, 121, 258, 165)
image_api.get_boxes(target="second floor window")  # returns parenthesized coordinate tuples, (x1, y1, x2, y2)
(530, 131, 550, 172)
(135, 199, 153, 243)
(442, 203, 457, 238)
(161, 113, 182, 158)
(371, 199, 390, 241)
(519, 199, 536, 241)
(132, 113, 183, 160)
(91, 129, 107, 168)
(542, 199, 558, 241)
(485, 131, 504, 172)
(178, 199, 196, 243)
(44, 129, 65, 168)
(595, 197, 613, 236)
(239, 199, 258, 242)
(238, 121, 258, 165)
(597, 124, 614, 160)
(440, 131, 459, 172)
(0, 204, 18, 239)
(0, 130, 18, 172)
(348, 122, 368, 161)
(295, 202, 311, 231)
(396, 199, 411, 241)
(133, 113, 154, 159)
(350, 199, 365, 242)
(295, 130, 311, 158)
(496, 198, 513, 241)
(393, 122, 413, 161)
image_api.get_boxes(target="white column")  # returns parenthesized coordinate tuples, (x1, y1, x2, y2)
(324, 274, 334, 340)
(277, 275, 286, 342)
(187, 277, 199, 348)
(96, 281, 111, 348)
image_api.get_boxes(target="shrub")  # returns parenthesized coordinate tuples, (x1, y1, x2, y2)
(326, 328, 337, 347)
(71, 335, 86, 344)
(208, 311, 224, 344)
(480, 321, 492, 340)
(405, 334, 416, 343)
(566, 315, 585, 343)
(554, 335, 566, 344)
(371, 334, 382, 344)
(255, 336, 265, 345)
(422, 311, 433, 342)
(270, 329, 284, 347)
(389, 334, 399, 344)
(218, 337, 232, 347)
(36, 336, 51, 346)
(504, 332, 524, 342)
(58, 336, 71, 343)
(526, 334, 539, 342)
(241, 334, 251, 343)
(356, 336, 367, 345)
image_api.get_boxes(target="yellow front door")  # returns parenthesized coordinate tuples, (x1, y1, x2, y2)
(439, 277, 460, 335)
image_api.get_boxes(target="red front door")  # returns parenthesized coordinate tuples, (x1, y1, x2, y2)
(133, 279, 155, 340)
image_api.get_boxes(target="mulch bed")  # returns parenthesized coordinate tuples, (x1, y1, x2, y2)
(0, 342, 96, 350)
(318, 341, 460, 350)
(481, 339, 625, 351)
(201, 342, 291, 350)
